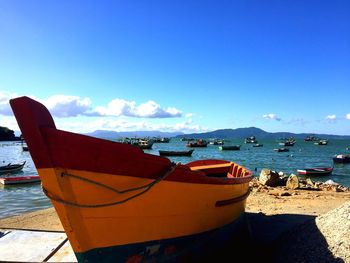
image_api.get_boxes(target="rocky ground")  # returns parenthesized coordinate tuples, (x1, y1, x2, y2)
(245, 171, 350, 263)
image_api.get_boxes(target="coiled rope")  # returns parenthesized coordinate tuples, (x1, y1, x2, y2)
(42, 163, 178, 208)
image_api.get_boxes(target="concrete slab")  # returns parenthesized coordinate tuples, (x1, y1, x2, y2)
(0, 229, 77, 262)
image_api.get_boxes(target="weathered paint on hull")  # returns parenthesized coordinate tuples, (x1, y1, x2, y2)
(75, 214, 246, 263)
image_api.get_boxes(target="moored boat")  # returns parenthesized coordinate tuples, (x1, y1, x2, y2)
(209, 139, 224, 145)
(186, 139, 208, 147)
(314, 139, 328, 145)
(10, 96, 253, 263)
(21, 139, 29, 151)
(158, 149, 194, 156)
(0, 161, 26, 174)
(278, 137, 295, 147)
(333, 154, 350, 164)
(138, 139, 153, 149)
(297, 167, 333, 176)
(244, 136, 257, 144)
(252, 143, 263, 147)
(304, 135, 319, 142)
(0, 175, 40, 185)
(219, 145, 241, 151)
(273, 147, 289, 152)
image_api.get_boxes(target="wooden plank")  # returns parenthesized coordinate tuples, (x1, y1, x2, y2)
(0, 229, 67, 262)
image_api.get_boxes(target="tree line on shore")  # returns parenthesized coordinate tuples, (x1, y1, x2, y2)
(0, 126, 20, 141)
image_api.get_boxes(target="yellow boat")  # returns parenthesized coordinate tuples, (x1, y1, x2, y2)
(10, 96, 253, 262)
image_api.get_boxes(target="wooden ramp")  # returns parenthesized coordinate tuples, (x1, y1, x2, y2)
(0, 229, 77, 262)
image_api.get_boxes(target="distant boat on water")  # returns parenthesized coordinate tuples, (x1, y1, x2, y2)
(0, 175, 40, 185)
(244, 136, 257, 144)
(333, 154, 350, 164)
(159, 149, 194, 156)
(297, 167, 333, 176)
(209, 139, 224, 145)
(186, 139, 208, 147)
(278, 137, 295, 146)
(0, 161, 26, 174)
(153, 137, 170, 143)
(120, 137, 154, 149)
(304, 135, 319, 142)
(21, 139, 29, 151)
(273, 147, 289, 152)
(314, 139, 328, 145)
(219, 145, 241, 151)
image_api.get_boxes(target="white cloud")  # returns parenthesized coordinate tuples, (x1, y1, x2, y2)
(54, 117, 206, 134)
(93, 99, 182, 118)
(326, 114, 337, 122)
(263, 113, 281, 121)
(346, 113, 350, 120)
(0, 93, 183, 119)
(43, 95, 92, 118)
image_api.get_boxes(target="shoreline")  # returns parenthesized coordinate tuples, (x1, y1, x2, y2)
(1, 179, 349, 230)
(1, 179, 349, 262)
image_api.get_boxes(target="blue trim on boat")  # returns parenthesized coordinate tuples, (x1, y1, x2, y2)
(76, 213, 247, 262)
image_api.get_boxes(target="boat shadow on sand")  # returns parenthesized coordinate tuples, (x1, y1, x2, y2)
(211, 212, 344, 263)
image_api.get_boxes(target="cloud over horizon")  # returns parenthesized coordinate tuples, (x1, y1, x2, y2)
(326, 114, 337, 122)
(262, 113, 281, 121)
(0, 92, 191, 133)
(44, 95, 92, 118)
(93, 99, 182, 118)
(0, 93, 182, 119)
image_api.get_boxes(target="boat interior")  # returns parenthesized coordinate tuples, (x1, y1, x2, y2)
(186, 159, 251, 178)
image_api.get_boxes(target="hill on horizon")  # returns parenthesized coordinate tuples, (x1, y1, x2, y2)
(175, 127, 350, 140)
(84, 127, 350, 140)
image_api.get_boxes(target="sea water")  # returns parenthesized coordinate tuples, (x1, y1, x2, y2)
(0, 138, 349, 219)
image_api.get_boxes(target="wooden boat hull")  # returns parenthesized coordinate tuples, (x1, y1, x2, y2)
(75, 212, 247, 262)
(37, 166, 250, 259)
(10, 97, 253, 262)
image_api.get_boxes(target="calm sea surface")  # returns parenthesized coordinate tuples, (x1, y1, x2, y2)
(1, 138, 350, 219)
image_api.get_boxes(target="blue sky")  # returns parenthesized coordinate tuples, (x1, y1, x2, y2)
(1, 0, 349, 135)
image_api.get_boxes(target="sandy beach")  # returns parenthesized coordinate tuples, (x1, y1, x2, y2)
(1, 186, 349, 231)
(1, 178, 349, 262)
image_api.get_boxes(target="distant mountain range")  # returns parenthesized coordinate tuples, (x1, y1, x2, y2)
(85, 130, 184, 139)
(85, 127, 350, 140)
(175, 127, 350, 140)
